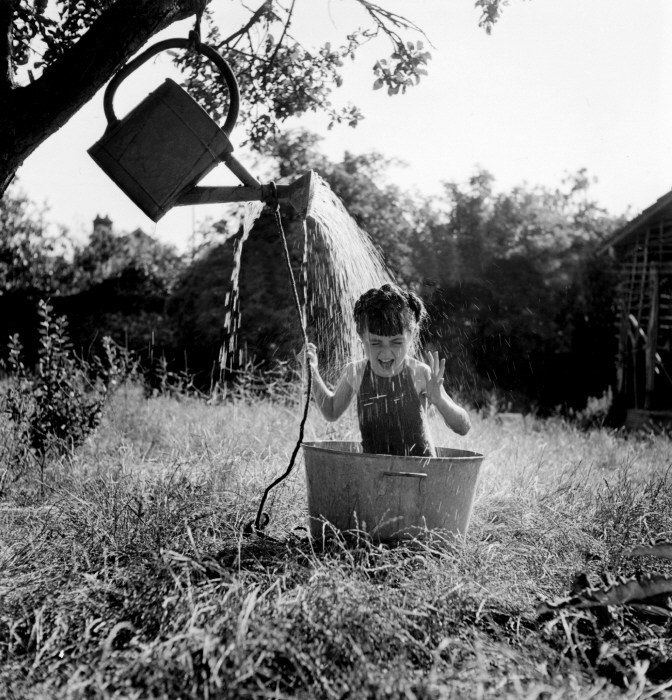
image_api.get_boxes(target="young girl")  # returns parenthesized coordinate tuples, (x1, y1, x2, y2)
(305, 284, 470, 457)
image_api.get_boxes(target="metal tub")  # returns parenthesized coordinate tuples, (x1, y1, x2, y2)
(303, 441, 483, 542)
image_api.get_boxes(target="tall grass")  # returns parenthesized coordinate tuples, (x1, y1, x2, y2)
(2, 386, 671, 698)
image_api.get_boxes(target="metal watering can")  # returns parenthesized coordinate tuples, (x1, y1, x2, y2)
(89, 37, 314, 221)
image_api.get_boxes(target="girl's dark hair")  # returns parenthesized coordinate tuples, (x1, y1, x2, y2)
(353, 284, 426, 336)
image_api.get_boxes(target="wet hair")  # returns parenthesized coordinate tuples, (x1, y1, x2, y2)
(353, 284, 426, 337)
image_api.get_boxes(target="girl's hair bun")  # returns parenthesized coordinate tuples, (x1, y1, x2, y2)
(403, 289, 426, 324)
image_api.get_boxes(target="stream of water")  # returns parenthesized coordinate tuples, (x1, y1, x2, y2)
(220, 172, 394, 383)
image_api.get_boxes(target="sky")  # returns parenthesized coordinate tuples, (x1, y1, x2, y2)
(12, 0, 672, 252)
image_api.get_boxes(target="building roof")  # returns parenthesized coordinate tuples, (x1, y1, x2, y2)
(93, 214, 113, 227)
(597, 189, 672, 255)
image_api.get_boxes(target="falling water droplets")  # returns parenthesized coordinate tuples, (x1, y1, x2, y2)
(220, 201, 264, 374)
(221, 174, 393, 381)
(303, 174, 393, 380)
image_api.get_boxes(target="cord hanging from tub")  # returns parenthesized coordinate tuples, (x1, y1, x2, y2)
(247, 183, 312, 536)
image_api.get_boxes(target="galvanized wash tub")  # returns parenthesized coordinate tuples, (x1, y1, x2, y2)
(302, 441, 483, 542)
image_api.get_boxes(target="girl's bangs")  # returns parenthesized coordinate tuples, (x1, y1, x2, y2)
(364, 308, 407, 336)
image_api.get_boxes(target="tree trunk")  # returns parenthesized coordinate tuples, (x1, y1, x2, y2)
(0, 0, 205, 194)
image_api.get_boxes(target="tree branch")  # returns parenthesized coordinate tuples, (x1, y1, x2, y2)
(17, 0, 203, 126)
(217, 0, 273, 49)
(264, 0, 295, 76)
(1, 0, 206, 193)
(0, 0, 15, 90)
(356, 1, 430, 43)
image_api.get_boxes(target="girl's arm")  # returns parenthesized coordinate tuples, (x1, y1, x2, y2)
(304, 343, 355, 421)
(424, 352, 471, 435)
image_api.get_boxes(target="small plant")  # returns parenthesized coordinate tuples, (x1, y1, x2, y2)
(143, 353, 199, 399)
(571, 387, 613, 430)
(1, 300, 129, 490)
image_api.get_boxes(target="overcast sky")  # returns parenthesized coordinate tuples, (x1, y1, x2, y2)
(13, 0, 672, 251)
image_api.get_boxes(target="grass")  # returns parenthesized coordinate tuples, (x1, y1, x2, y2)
(2, 383, 672, 698)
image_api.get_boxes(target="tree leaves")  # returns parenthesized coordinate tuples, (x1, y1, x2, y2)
(474, 0, 509, 34)
(0, 184, 70, 294)
(372, 41, 432, 95)
(10, 1, 434, 150)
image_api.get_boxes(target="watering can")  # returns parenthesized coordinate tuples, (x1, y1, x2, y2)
(89, 37, 314, 221)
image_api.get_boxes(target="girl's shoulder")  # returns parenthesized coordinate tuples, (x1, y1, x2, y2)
(343, 358, 368, 390)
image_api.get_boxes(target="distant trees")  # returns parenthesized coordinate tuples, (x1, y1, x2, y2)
(2, 134, 622, 410)
(165, 133, 622, 409)
(167, 211, 307, 386)
(0, 191, 183, 371)
(71, 222, 183, 295)
(57, 225, 185, 367)
(0, 185, 73, 365)
(0, 184, 70, 294)
(415, 169, 621, 410)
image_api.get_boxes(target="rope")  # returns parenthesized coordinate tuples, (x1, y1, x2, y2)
(249, 184, 312, 536)
(188, 0, 207, 48)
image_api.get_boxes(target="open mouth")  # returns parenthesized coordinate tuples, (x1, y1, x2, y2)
(378, 359, 395, 371)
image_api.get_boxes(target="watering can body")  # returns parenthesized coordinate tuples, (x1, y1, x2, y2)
(89, 78, 233, 222)
(88, 38, 240, 222)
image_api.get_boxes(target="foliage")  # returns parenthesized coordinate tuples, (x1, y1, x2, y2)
(416, 169, 621, 410)
(143, 352, 199, 399)
(71, 224, 184, 295)
(164, 135, 621, 411)
(0, 200, 184, 384)
(1, 300, 131, 478)
(320, 149, 419, 281)
(0, 184, 70, 294)
(165, 242, 231, 388)
(63, 222, 184, 374)
(9, 0, 512, 80)
(11, 0, 115, 70)
(5, 0, 441, 174)
(373, 40, 431, 96)
(167, 208, 305, 388)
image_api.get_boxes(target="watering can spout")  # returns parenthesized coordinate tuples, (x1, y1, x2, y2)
(175, 170, 316, 218)
(284, 171, 315, 218)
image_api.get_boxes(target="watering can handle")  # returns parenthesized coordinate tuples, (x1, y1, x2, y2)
(103, 37, 240, 137)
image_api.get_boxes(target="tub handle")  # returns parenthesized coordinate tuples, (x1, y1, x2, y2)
(382, 471, 428, 479)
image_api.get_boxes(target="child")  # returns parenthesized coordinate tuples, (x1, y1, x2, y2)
(305, 284, 470, 457)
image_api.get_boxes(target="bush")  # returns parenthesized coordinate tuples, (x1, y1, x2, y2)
(1, 300, 133, 491)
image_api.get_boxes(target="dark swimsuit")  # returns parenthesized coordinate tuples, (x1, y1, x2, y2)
(356, 361, 436, 457)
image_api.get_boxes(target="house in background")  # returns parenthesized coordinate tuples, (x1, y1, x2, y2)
(598, 190, 672, 429)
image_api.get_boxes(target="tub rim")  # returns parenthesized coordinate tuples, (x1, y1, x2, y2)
(302, 440, 483, 462)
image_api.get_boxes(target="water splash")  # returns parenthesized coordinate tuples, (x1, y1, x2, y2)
(221, 173, 393, 381)
(220, 201, 265, 374)
(303, 173, 393, 381)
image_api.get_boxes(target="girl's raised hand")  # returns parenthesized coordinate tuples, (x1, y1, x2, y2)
(303, 342, 319, 370)
(424, 350, 446, 405)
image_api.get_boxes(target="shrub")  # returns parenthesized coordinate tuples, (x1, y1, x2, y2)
(1, 300, 133, 490)
(569, 387, 614, 430)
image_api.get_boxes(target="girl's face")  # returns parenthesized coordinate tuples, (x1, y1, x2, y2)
(360, 329, 413, 377)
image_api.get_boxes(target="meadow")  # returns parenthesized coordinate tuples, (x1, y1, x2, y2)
(2, 383, 672, 699)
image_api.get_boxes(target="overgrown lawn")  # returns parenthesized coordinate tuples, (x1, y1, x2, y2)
(2, 386, 672, 698)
